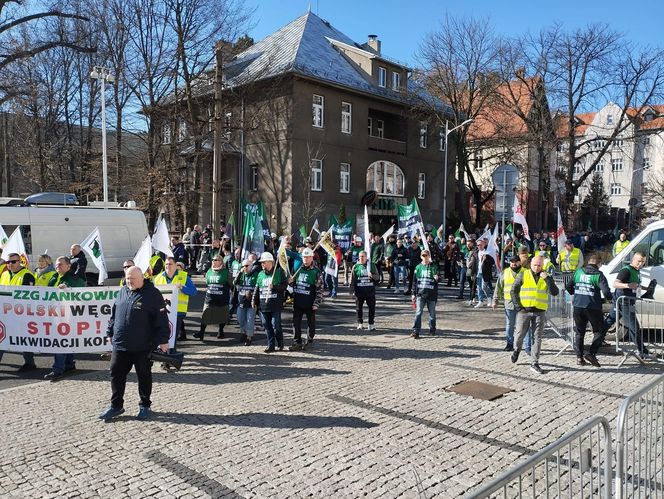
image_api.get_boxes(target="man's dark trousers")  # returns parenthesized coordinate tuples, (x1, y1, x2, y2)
(573, 307, 604, 357)
(293, 306, 315, 344)
(110, 350, 153, 409)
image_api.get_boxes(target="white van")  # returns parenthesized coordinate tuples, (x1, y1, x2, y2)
(0, 205, 148, 280)
(600, 220, 664, 301)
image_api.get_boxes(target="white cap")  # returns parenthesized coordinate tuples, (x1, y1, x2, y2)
(241, 258, 252, 266)
(259, 252, 275, 262)
(302, 248, 314, 257)
(355, 236, 362, 243)
(270, 232, 277, 239)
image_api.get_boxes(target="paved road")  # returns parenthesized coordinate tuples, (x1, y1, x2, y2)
(0, 278, 661, 497)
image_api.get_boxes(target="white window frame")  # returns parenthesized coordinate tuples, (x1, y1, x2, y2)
(644, 136, 651, 145)
(475, 155, 484, 170)
(419, 122, 428, 148)
(376, 119, 384, 139)
(177, 119, 187, 142)
(643, 157, 651, 169)
(162, 123, 172, 145)
(367, 117, 373, 136)
(439, 127, 445, 151)
(366, 161, 405, 197)
(417, 173, 426, 199)
(611, 158, 623, 172)
(595, 161, 604, 173)
(378, 67, 387, 88)
(312, 94, 324, 128)
(340, 163, 351, 193)
(574, 163, 582, 175)
(341, 102, 352, 134)
(612, 139, 624, 149)
(310, 159, 323, 191)
(250, 165, 259, 191)
(392, 72, 400, 91)
(611, 183, 622, 195)
(607, 114, 614, 125)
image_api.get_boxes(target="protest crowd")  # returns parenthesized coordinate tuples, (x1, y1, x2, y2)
(0, 198, 655, 421)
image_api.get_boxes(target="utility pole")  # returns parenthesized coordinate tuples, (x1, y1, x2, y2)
(212, 41, 224, 239)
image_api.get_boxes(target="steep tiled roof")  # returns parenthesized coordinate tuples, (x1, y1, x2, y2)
(467, 77, 540, 141)
(555, 112, 595, 138)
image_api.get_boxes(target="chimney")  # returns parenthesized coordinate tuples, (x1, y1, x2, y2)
(367, 34, 381, 55)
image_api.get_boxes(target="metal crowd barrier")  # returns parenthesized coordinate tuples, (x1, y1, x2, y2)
(546, 271, 576, 355)
(615, 295, 664, 367)
(615, 375, 664, 498)
(466, 416, 612, 498)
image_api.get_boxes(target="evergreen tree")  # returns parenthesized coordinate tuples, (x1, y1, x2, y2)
(582, 173, 610, 230)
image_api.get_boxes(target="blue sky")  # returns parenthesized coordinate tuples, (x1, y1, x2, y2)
(245, 0, 664, 66)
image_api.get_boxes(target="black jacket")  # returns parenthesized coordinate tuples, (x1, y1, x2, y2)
(106, 280, 170, 352)
(70, 251, 88, 281)
(565, 263, 612, 310)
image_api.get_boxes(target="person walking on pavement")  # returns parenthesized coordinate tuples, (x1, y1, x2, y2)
(465, 239, 479, 304)
(411, 249, 439, 339)
(195, 254, 233, 340)
(44, 256, 86, 381)
(405, 239, 421, 295)
(565, 254, 613, 367)
(344, 237, 364, 286)
(492, 255, 525, 351)
(557, 240, 583, 272)
(234, 259, 258, 346)
(390, 238, 408, 294)
(350, 251, 379, 331)
(0, 253, 37, 372)
(252, 252, 287, 353)
(384, 234, 397, 289)
(288, 248, 324, 351)
(370, 234, 384, 285)
(443, 234, 459, 287)
(100, 266, 170, 421)
(510, 256, 559, 374)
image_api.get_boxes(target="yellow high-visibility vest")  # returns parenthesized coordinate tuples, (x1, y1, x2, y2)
(613, 239, 629, 256)
(36, 270, 56, 286)
(154, 270, 189, 313)
(0, 267, 35, 286)
(558, 248, 581, 271)
(519, 270, 549, 311)
(503, 267, 524, 301)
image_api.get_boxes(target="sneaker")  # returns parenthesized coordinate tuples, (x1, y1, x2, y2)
(473, 301, 483, 309)
(577, 357, 587, 366)
(264, 346, 275, 353)
(583, 354, 601, 368)
(245, 337, 253, 346)
(393, 289, 399, 294)
(511, 350, 520, 364)
(304, 338, 314, 349)
(429, 330, 436, 336)
(487, 302, 493, 308)
(530, 363, 544, 374)
(239, 333, 247, 343)
(503, 344, 514, 352)
(410, 331, 420, 339)
(368, 324, 376, 331)
(136, 406, 151, 421)
(193, 331, 204, 340)
(99, 406, 125, 421)
(17, 364, 37, 373)
(466, 300, 475, 306)
(277, 343, 284, 351)
(288, 343, 303, 352)
(44, 371, 64, 382)
(356, 323, 363, 330)
(217, 331, 225, 339)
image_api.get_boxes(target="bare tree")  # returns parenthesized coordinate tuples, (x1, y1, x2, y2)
(642, 170, 664, 218)
(417, 14, 504, 228)
(299, 141, 326, 232)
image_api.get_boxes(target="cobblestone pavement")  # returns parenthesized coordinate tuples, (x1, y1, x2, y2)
(0, 281, 661, 498)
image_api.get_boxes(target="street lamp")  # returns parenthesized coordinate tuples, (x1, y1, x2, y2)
(442, 118, 473, 235)
(90, 66, 115, 204)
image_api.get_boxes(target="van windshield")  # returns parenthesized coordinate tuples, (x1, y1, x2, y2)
(617, 228, 664, 270)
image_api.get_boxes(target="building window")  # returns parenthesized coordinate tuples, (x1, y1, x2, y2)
(392, 72, 400, 91)
(607, 114, 614, 125)
(439, 127, 445, 151)
(643, 157, 651, 169)
(311, 159, 323, 191)
(611, 158, 623, 172)
(367, 117, 373, 136)
(376, 119, 384, 139)
(574, 163, 582, 175)
(611, 139, 623, 149)
(250, 165, 259, 191)
(340, 163, 350, 193)
(595, 161, 604, 172)
(341, 102, 352, 134)
(419, 122, 428, 148)
(417, 173, 426, 199)
(162, 123, 172, 144)
(177, 119, 187, 142)
(644, 136, 651, 145)
(378, 67, 386, 87)
(366, 161, 405, 197)
(312, 94, 324, 128)
(474, 154, 484, 170)
(611, 183, 622, 195)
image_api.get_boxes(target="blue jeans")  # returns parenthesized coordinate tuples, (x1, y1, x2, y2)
(413, 297, 437, 333)
(458, 267, 467, 297)
(260, 310, 283, 348)
(237, 306, 257, 337)
(325, 273, 338, 297)
(0, 351, 35, 366)
(504, 307, 532, 350)
(477, 274, 492, 302)
(393, 265, 406, 291)
(52, 354, 75, 374)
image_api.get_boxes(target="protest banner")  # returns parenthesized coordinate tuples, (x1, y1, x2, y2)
(397, 198, 423, 239)
(329, 215, 354, 253)
(0, 285, 179, 353)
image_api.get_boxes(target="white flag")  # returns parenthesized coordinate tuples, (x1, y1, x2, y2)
(151, 218, 174, 257)
(0, 224, 9, 248)
(512, 193, 531, 241)
(324, 256, 338, 277)
(557, 207, 567, 256)
(80, 227, 108, 285)
(489, 223, 501, 271)
(3, 227, 29, 267)
(133, 236, 152, 273)
(380, 225, 394, 242)
(363, 205, 371, 267)
(418, 222, 430, 253)
(311, 219, 320, 235)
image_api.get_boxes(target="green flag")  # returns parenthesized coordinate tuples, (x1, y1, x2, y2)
(299, 225, 307, 238)
(613, 223, 620, 238)
(505, 223, 513, 234)
(587, 219, 592, 231)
